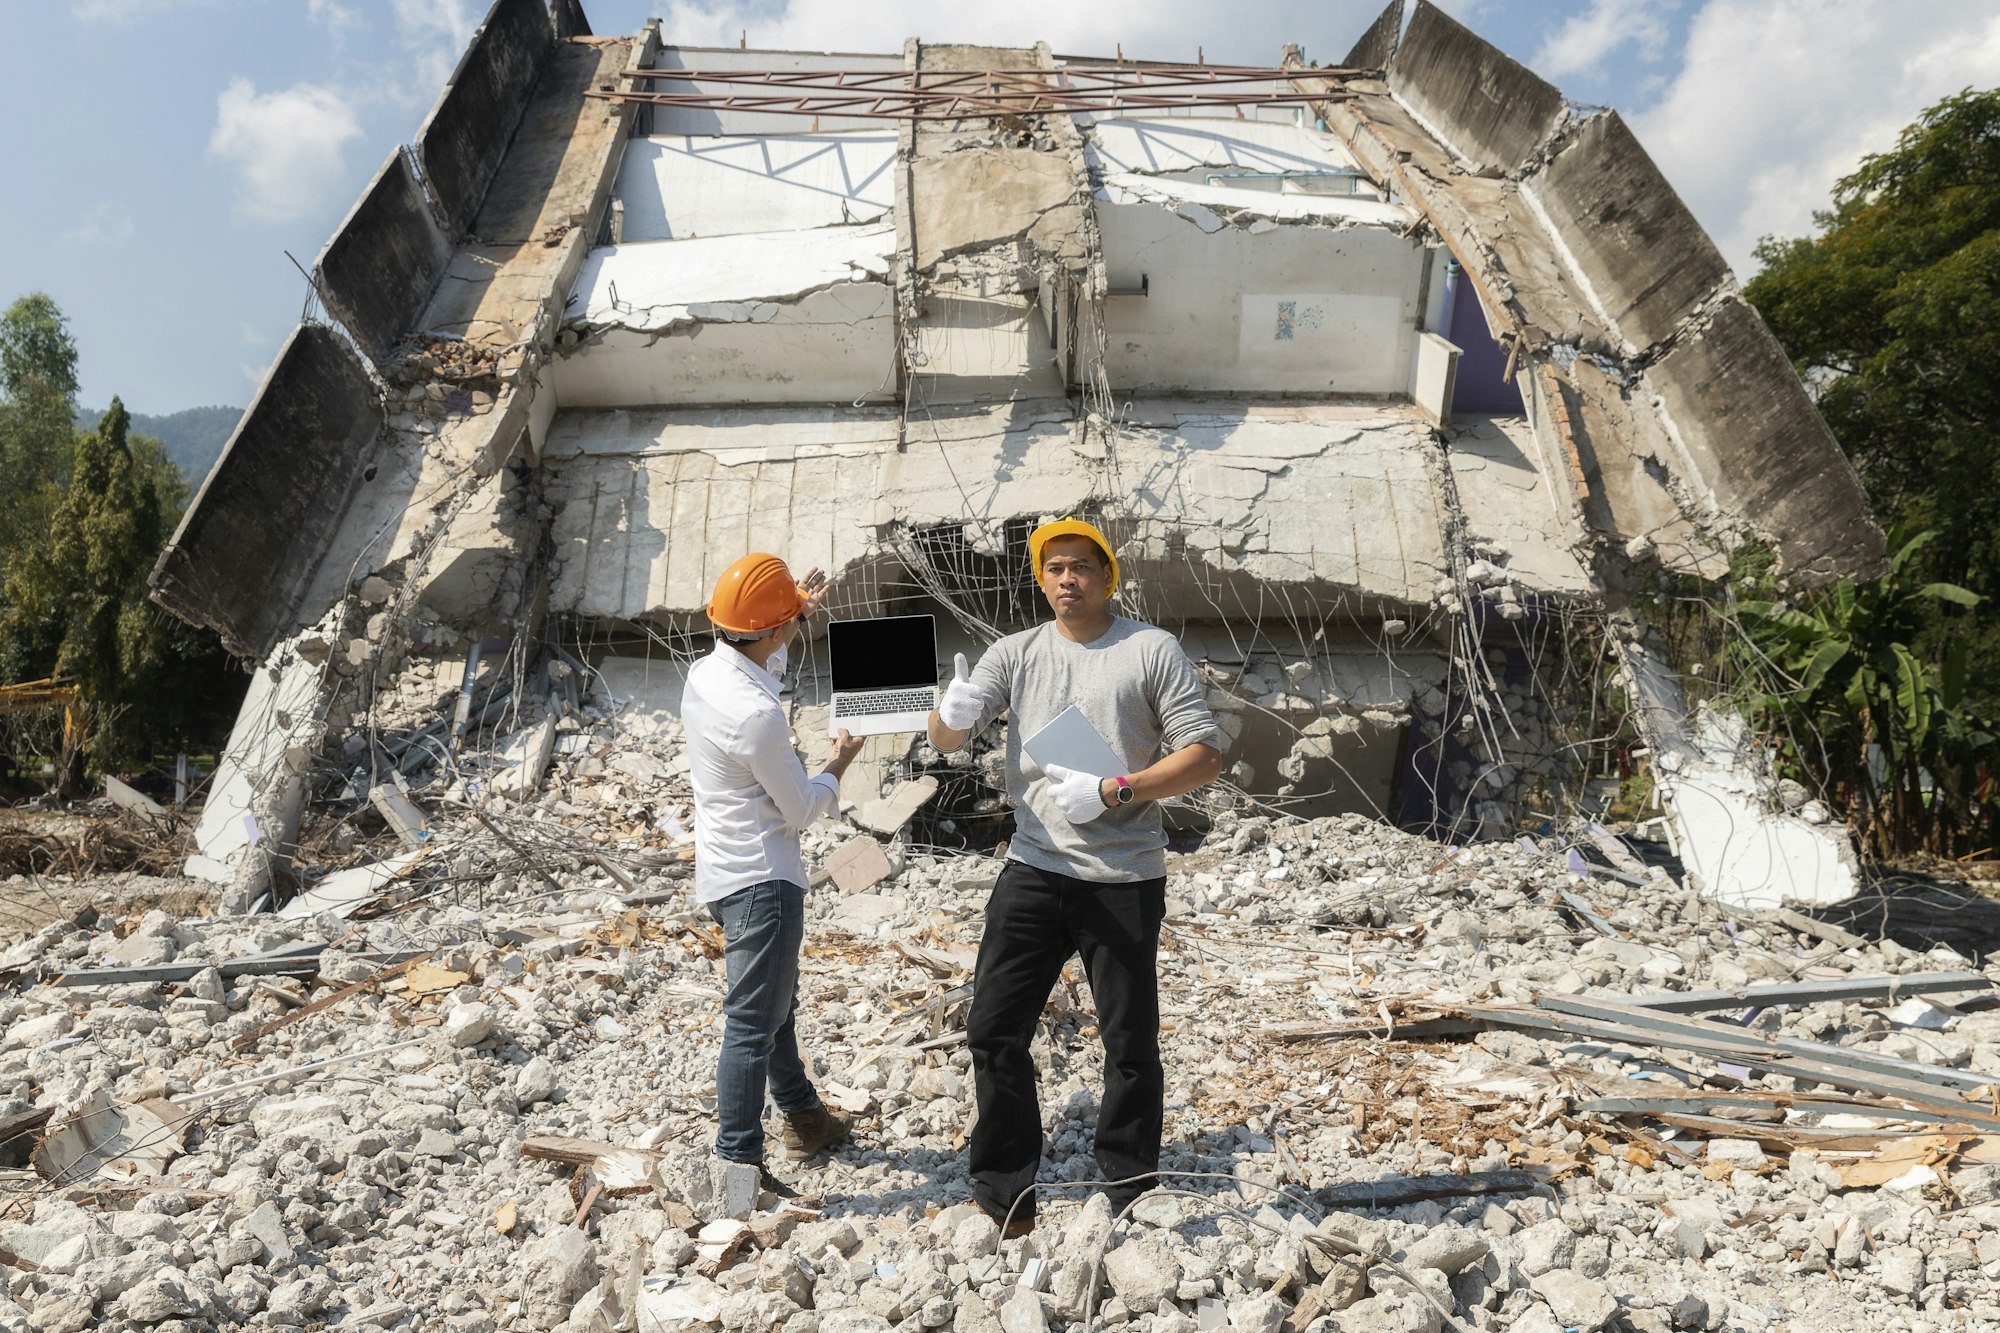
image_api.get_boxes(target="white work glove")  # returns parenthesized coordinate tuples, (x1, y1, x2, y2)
(1044, 764, 1109, 825)
(936, 652, 984, 731)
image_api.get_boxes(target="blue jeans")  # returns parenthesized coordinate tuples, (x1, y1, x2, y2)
(709, 879, 821, 1163)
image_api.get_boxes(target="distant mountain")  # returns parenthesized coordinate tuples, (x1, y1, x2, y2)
(75, 404, 241, 486)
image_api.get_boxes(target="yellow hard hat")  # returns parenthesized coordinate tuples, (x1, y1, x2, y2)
(1028, 518, 1119, 595)
(707, 553, 804, 635)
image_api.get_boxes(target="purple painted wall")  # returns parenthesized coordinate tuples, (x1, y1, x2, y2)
(1449, 277, 1524, 414)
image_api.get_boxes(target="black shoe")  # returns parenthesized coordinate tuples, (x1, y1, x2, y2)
(757, 1163, 799, 1199)
(1105, 1184, 1149, 1217)
(976, 1203, 1035, 1239)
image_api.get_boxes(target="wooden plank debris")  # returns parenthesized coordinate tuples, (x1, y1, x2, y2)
(229, 953, 435, 1052)
(521, 1134, 664, 1169)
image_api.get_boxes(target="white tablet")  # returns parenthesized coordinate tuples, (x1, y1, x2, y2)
(1021, 705, 1125, 777)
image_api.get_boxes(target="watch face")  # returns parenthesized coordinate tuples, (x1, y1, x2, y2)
(1116, 784, 1134, 803)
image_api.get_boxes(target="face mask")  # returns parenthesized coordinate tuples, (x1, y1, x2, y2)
(765, 644, 789, 680)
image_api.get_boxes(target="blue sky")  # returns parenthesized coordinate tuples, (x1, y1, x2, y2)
(3, 0, 1996, 415)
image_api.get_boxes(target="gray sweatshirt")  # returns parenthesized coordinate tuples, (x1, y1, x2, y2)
(960, 616, 1221, 882)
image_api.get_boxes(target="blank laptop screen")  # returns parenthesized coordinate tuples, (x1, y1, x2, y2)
(828, 616, 937, 691)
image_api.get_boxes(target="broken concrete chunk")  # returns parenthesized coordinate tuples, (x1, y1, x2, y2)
(493, 716, 558, 801)
(825, 837, 895, 895)
(514, 1054, 558, 1107)
(1529, 1269, 1618, 1332)
(710, 1160, 761, 1221)
(444, 1002, 498, 1048)
(242, 1200, 294, 1267)
(1515, 1218, 1576, 1277)
(518, 1226, 598, 1330)
(1404, 1225, 1489, 1276)
(853, 776, 939, 837)
(1103, 1233, 1177, 1313)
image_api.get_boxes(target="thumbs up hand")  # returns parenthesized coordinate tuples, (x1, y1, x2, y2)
(936, 652, 985, 731)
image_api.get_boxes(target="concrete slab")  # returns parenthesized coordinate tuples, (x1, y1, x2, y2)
(567, 223, 895, 331)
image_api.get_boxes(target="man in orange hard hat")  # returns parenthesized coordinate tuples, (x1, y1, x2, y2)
(684, 553, 865, 1186)
(928, 518, 1223, 1234)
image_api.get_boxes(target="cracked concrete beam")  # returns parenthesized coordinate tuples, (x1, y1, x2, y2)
(1522, 112, 1731, 356)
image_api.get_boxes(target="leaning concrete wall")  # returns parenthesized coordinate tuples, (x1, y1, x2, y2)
(414, 0, 556, 235)
(1388, 0, 1564, 176)
(313, 150, 456, 359)
(1645, 298, 1881, 582)
(151, 324, 384, 660)
(1300, 9, 1886, 582)
(1524, 112, 1730, 355)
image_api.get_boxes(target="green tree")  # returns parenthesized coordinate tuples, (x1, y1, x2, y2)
(1745, 87, 2000, 713)
(0, 400, 229, 773)
(0, 293, 80, 553)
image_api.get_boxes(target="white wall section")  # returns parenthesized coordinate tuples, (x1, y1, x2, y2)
(617, 133, 896, 240)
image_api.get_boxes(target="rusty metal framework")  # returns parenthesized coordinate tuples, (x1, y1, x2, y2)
(588, 64, 1355, 121)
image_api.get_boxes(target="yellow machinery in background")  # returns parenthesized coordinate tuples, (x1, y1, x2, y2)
(0, 678, 86, 755)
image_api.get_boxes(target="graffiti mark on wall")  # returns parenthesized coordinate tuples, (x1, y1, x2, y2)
(1275, 300, 1326, 341)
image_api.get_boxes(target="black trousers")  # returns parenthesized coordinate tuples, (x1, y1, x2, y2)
(967, 859, 1167, 1223)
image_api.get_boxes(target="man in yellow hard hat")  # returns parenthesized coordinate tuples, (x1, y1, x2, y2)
(927, 518, 1222, 1233)
(684, 553, 864, 1187)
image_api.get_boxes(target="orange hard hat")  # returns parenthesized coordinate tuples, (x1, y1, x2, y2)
(707, 553, 804, 636)
(1028, 518, 1119, 595)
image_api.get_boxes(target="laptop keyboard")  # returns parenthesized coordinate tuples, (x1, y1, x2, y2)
(834, 689, 936, 717)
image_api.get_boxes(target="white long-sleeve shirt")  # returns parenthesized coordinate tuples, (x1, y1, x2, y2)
(681, 643, 840, 904)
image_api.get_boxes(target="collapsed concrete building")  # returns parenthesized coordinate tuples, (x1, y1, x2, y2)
(150, 0, 1884, 912)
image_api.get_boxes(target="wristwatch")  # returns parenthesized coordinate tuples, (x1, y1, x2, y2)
(1110, 775, 1135, 805)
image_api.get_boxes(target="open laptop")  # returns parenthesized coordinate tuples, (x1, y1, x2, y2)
(827, 615, 939, 736)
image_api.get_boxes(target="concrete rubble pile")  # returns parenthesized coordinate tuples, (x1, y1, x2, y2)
(2, 676, 1999, 1333)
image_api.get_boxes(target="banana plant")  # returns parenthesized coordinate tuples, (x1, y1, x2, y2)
(1728, 528, 1991, 854)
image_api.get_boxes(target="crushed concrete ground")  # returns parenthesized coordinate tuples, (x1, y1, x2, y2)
(2, 680, 1999, 1333)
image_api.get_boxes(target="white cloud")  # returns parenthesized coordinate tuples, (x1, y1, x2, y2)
(391, 0, 480, 94)
(307, 0, 362, 38)
(61, 205, 134, 248)
(1632, 0, 2000, 275)
(240, 322, 268, 347)
(1533, 0, 1677, 81)
(207, 78, 365, 224)
(70, 0, 212, 22)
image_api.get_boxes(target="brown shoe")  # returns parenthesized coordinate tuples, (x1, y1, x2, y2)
(782, 1104, 851, 1160)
